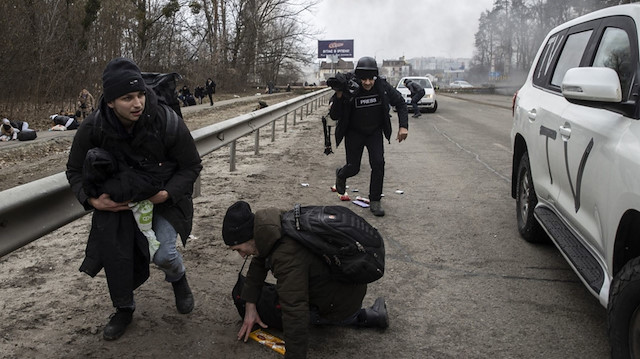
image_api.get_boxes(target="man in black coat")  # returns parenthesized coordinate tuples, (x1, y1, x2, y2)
(66, 57, 203, 341)
(403, 78, 425, 118)
(205, 78, 216, 106)
(329, 56, 409, 217)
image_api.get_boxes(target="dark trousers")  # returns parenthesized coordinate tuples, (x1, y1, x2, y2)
(337, 128, 385, 201)
(411, 89, 425, 114)
(208, 93, 213, 106)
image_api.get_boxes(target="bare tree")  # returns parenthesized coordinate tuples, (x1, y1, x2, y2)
(470, 0, 621, 85)
(0, 0, 318, 123)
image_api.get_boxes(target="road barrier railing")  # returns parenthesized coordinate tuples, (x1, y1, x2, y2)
(0, 88, 332, 258)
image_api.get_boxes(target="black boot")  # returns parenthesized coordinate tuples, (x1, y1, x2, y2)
(103, 307, 134, 341)
(357, 297, 389, 329)
(370, 201, 385, 217)
(172, 274, 194, 314)
(335, 168, 346, 195)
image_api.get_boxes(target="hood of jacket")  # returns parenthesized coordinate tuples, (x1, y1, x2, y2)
(253, 208, 284, 258)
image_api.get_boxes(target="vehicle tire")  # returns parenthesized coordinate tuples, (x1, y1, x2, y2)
(609, 256, 640, 359)
(427, 101, 438, 113)
(515, 152, 544, 242)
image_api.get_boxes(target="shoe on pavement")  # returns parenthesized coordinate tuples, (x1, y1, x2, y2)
(103, 307, 134, 341)
(370, 201, 385, 217)
(358, 297, 389, 329)
(172, 274, 195, 314)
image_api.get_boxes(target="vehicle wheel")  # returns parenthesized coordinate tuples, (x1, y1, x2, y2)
(609, 256, 640, 359)
(427, 101, 437, 113)
(515, 152, 544, 242)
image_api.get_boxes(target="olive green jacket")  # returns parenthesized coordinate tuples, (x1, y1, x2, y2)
(241, 208, 367, 359)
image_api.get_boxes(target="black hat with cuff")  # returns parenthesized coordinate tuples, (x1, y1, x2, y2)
(222, 201, 255, 246)
(102, 57, 146, 102)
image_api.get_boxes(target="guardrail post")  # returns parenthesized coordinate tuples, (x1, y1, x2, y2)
(284, 114, 288, 132)
(271, 121, 276, 142)
(254, 129, 260, 155)
(293, 109, 297, 125)
(230, 140, 237, 172)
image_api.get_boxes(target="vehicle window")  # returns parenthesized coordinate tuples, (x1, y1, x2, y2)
(424, 80, 432, 89)
(593, 27, 632, 100)
(533, 32, 564, 87)
(551, 30, 593, 87)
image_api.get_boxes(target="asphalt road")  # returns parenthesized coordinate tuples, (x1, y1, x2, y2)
(0, 93, 610, 358)
(370, 93, 609, 358)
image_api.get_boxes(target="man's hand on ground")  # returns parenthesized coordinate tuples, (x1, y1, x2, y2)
(238, 302, 268, 342)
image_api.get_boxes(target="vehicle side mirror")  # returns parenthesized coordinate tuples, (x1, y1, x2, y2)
(561, 67, 622, 103)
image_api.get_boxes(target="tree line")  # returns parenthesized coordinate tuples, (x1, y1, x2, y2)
(0, 0, 317, 120)
(1, 0, 638, 122)
(469, 0, 638, 84)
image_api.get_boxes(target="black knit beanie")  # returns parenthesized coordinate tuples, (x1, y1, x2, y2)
(222, 201, 255, 246)
(102, 57, 146, 102)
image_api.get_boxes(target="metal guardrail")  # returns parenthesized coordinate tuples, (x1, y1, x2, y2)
(0, 88, 332, 258)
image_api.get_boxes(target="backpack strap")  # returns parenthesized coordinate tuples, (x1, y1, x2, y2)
(294, 203, 302, 230)
(162, 105, 180, 149)
(90, 109, 103, 147)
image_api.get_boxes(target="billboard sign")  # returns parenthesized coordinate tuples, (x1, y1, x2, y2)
(318, 40, 354, 58)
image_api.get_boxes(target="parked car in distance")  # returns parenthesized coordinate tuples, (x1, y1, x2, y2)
(510, 4, 640, 358)
(449, 80, 473, 88)
(395, 76, 437, 113)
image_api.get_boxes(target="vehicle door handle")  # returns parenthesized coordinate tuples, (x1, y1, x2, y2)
(527, 109, 537, 120)
(559, 124, 571, 139)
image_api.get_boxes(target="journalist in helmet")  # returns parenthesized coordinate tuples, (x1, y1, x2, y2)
(328, 56, 409, 216)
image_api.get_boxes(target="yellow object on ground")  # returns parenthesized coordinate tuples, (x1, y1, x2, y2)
(249, 329, 285, 355)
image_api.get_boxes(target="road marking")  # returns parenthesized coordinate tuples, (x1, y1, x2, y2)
(433, 124, 511, 183)
(435, 114, 451, 122)
(493, 143, 512, 153)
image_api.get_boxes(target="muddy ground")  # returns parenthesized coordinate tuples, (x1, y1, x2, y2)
(0, 92, 340, 358)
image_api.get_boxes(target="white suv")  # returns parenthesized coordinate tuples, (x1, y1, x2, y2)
(511, 4, 640, 357)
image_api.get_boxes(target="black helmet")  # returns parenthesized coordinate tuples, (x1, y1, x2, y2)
(355, 56, 378, 79)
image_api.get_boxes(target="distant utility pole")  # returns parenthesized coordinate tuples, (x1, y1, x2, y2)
(328, 55, 338, 74)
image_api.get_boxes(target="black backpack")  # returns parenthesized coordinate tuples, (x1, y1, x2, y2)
(141, 72, 183, 117)
(17, 129, 37, 141)
(280, 204, 385, 284)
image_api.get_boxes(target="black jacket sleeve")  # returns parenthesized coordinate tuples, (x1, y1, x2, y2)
(386, 82, 409, 130)
(162, 112, 202, 200)
(66, 115, 99, 210)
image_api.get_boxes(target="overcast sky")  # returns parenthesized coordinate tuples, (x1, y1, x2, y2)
(302, 0, 495, 62)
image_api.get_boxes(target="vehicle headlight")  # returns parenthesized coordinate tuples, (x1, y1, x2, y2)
(425, 94, 432, 99)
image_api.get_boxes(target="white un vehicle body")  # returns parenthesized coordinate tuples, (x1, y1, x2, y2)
(511, 4, 640, 358)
